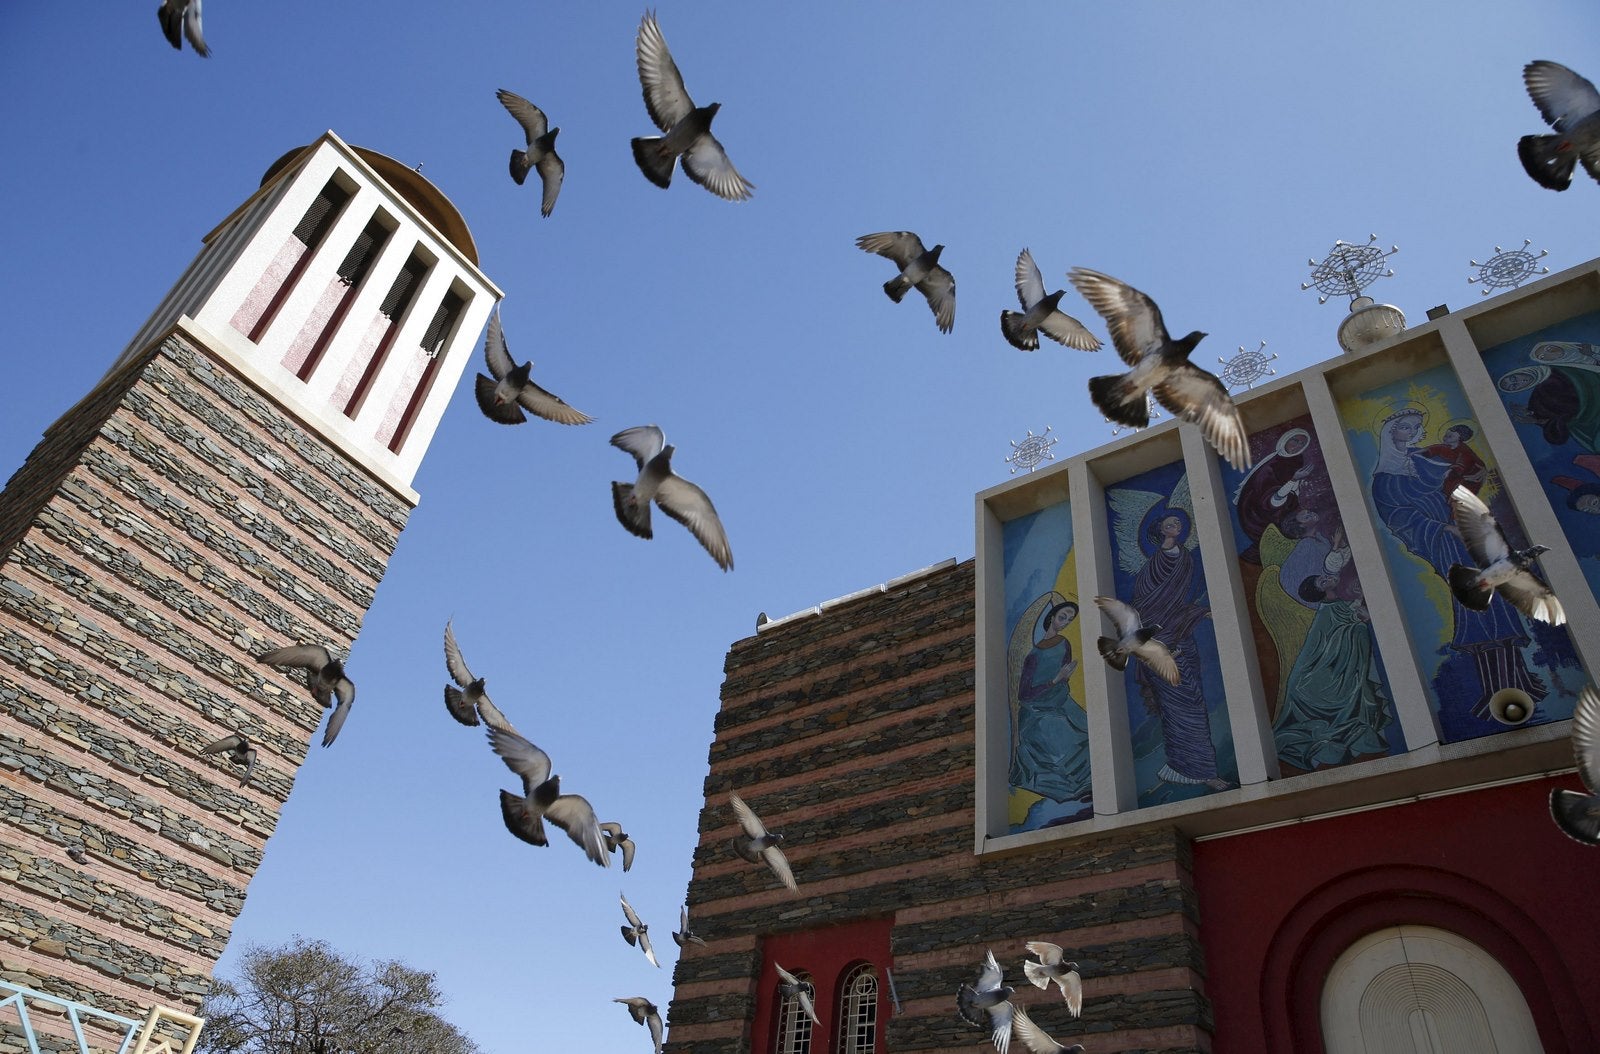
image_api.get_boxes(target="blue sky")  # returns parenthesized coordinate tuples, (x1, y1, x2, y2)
(0, 3, 1594, 1051)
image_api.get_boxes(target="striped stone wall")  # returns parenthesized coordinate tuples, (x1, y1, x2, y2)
(666, 560, 1213, 1054)
(0, 330, 410, 1050)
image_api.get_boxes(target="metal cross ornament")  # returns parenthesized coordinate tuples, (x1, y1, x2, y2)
(1302, 235, 1399, 305)
(1468, 240, 1549, 295)
(1218, 340, 1277, 392)
(1006, 427, 1058, 473)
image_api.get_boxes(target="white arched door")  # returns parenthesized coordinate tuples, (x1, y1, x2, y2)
(1321, 925, 1543, 1053)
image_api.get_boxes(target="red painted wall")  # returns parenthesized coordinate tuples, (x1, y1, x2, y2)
(1193, 773, 1600, 1052)
(750, 917, 893, 1054)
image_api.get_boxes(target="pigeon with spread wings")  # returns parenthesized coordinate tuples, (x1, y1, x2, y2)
(775, 963, 819, 1026)
(956, 950, 1015, 1054)
(487, 724, 609, 867)
(1518, 60, 1600, 191)
(856, 231, 956, 334)
(1022, 942, 1083, 1016)
(615, 998, 664, 1054)
(1551, 685, 1600, 845)
(673, 902, 706, 948)
(1446, 485, 1564, 624)
(1001, 249, 1100, 352)
(1069, 267, 1251, 470)
(201, 733, 258, 788)
(630, 10, 753, 201)
(256, 644, 355, 747)
(728, 790, 796, 891)
(619, 892, 660, 968)
(1094, 596, 1180, 685)
(610, 425, 733, 571)
(1010, 1007, 1086, 1054)
(495, 89, 564, 216)
(600, 822, 636, 872)
(474, 311, 592, 426)
(442, 620, 512, 731)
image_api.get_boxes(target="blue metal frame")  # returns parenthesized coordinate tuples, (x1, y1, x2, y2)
(0, 981, 143, 1054)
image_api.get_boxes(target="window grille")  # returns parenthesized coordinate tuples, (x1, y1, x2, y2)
(837, 963, 878, 1054)
(292, 181, 351, 247)
(775, 970, 814, 1054)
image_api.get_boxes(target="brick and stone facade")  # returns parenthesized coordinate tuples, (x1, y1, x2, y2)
(668, 559, 1212, 1054)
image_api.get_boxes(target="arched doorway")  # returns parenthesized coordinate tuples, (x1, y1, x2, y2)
(1321, 925, 1543, 1053)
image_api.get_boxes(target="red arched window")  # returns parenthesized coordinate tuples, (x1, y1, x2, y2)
(774, 967, 814, 1054)
(836, 962, 878, 1054)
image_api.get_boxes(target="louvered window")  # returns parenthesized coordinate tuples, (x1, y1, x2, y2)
(292, 182, 351, 246)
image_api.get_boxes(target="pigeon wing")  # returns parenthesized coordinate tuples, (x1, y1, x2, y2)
(1496, 569, 1565, 625)
(1154, 364, 1252, 470)
(158, 1, 183, 49)
(483, 311, 515, 381)
(855, 231, 927, 269)
(475, 696, 516, 735)
(443, 620, 474, 688)
(1038, 309, 1102, 352)
(655, 475, 733, 571)
(681, 134, 755, 202)
(496, 89, 549, 144)
(536, 152, 565, 217)
(516, 378, 594, 425)
(1094, 595, 1141, 636)
(1574, 685, 1600, 794)
(646, 1007, 664, 1054)
(988, 1000, 1016, 1054)
(1133, 637, 1182, 686)
(977, 949, 1004, 993)
(762, 844, 798, 891)
(620, 892, 645, 930)
(1014, 249, 1047, 311)
(239, 748, 257, 788)
(544, 792, 610, 866)
(257, 643, 333, 672)
(320, 690, 353, 747)
(728, 791, 767, 839)
(487, 726, 553, 789)
(611, 425, 667, 469)
(1011, 1007, 1070, 1054)
(1524, 61, 1600, 134)
(1063, 969, 1083, 1017)
(1448, 486, 1510, 568)
(635, 11, 695, 132)
(917, 265, 957, 334)
(1068, 267, 1170, 367)
(183, 0, 208, 56)
(202, 734, 245, 755)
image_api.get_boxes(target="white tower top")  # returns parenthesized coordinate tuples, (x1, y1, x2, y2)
(115, 130, 502, 498)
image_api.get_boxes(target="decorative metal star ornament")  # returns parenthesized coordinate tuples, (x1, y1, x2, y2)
(1006, 427, 1058, 474)
(1302, 235, 1399, 305)
(1468, 240, 1550, 295)
(1218, 341, 1277, 392)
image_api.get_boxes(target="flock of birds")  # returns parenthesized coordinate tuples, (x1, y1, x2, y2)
(131, 4, 1600, 1049)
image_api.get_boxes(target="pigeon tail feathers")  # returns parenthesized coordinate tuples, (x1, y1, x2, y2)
(475, 375, 527, 424)
(508, 149, 532, 186)
(883, 275, 912, 303)
(1000, 311, 1039, 351)
(1519, 134, 1578, 191)
(1088, 373, 1149, 427)
(1022, 959, 1051, 989)
(631, 137, 676, 188)
(612, 482, 654, 539)
(1096, 636, 1129, 670)
(1447, 565, 1494, 610)
(1550, 789, 1600, 844)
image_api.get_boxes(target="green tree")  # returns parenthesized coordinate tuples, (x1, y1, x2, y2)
(196, 938, 480, 1054)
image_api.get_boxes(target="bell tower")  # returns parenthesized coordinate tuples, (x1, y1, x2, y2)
(0, 132, 498, 1050)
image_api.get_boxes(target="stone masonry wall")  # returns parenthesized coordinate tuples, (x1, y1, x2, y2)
(664, 561, 1213, 1054)
(0, 331, 410, 1048)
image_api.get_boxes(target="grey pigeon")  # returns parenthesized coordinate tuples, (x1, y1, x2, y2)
(256, 644, 354, 747)
(1551, 685, 1600, 845)
(775, 962, 819, 1026)
(1094, 595, 1179, 685)
(1519, 61, 1600, 191)
(66, 844, 90, 866)
(1446, 485, 1564, 624)
(728, 790, 796, 891)
(442, 619, 512, 731)
(157, 0, 208, 56)
(1001, 249, 1101, 352)
(611, 425, 733, 571)
(201, 733, 259, 788)
(1022, 942, 1083, 1017)
(856, 231, 956, 334)
(619, 892, 660, 968)
(1069, 267, 1251, 470)
(614, 997, 664, 1054)
(631, 10, 754, 201)
(956, 950, 1015, 1054)
(495, 89, 565, 216)
(1010, 1007, 1086, 1054)
(488, 724, 610, 867)
(673, 902, 706, 948)
(600, 821, 636, 872)
(474, 310, 593, 426)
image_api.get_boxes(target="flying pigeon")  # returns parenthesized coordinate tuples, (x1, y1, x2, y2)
(775, 963, 819, 1026)
(1001, 249, 1101, 352)
(1094, 595, 1180, 685)
(1022, 942, 1083, 1017)
(614, 997, 664, 1054)
(1446, 486, 1564, 624)
(1551, 684, 1600, 845)
(630, 10, 754, 201)
(201, 733, 259, 788)
(66, 844, 89, 866)
(673, 903, 706, 948)
(157, 0, 208, 57)
(600, 821, 636, 872)
(728, 790, 796, 891)
(1068, 267, 1251, 470)
(442, 620, 513, 731)
(488, 724, 610, 866)
(256, 644, 355, 747)
(474, 310, 593, 426)
(619, 892, 660, 967)
(856, 231, 956, 334)
(495, 89, 564, 216)
(1518, 60, 1600, 191)
(956, 950, 1015, 1054)
(1009, 1007, 1086, 1054)
(610, 425, 733, 571)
